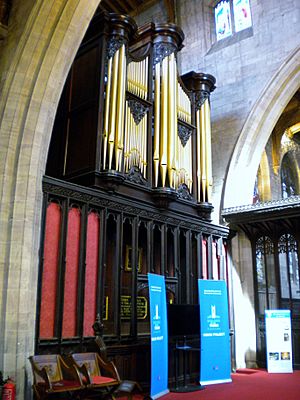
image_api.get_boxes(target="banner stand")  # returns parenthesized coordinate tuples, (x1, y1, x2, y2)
(198, 279, 231, 386)
(148, 273, 169, 399)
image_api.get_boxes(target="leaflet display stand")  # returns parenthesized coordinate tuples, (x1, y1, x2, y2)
(172, 336, 204, 393)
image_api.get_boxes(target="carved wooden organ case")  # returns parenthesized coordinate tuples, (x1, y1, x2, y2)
(41, 10, 230, 387)
(47, 11, 216, 216)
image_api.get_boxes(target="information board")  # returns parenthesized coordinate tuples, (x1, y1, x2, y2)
(265, 309, 293, 373)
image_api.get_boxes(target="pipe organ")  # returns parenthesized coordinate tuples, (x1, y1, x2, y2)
(42, 9, 230, 389)
(47, 11, 216, 219)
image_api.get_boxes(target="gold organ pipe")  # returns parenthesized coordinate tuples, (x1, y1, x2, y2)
(184, 145, 188, 186)
(133, 62, 136, 96)
(127, 63, 132, 93)
(130, 113, 134, 169)
(137, 61, 141, 97)
(204, 99, 212, 202)
(134, 61, 138, 97)
(132, 63, 135, 93)
(154, 62, 161, 187)
(173, 56, 178, 189)
(124, 102, 129, 172)
(115, 45, 126, 172)
(139, 119, 143, 173)
(130, 113, 134, 168)
(168, 53, 175, 188)
(137, 61, 141, 98)
(160, 56, 168, 187)
(200, 103, 207, 202)
(196, 109, 201, 202)
(138, 61, 141, 97)
(143, 115, 147, 178)
(132, 63, 135, 95)
(135, 62, 138, 97)
(141, 60, 144, 99)
(127, 110, 132, 171)
(102, 56, 112, 170)
(127, 59, 148, 100)
(141, 117, 145, 173)
(108, 48, 120, 170)
(188, 141, 191, 185)
(128, 62, 134, 96)
(188, 138, 192, 191)
(145, 57, 149, 99)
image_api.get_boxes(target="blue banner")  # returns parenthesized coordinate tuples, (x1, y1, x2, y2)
(148, 273, 169, 399)
(198, 279, 231, 385)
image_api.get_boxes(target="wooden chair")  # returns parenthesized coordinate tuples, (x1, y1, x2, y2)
(67, 352, 121, 399)
(29, 354, 84, 400)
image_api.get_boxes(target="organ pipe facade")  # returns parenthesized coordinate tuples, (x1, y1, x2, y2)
(47, 11, 216, 218)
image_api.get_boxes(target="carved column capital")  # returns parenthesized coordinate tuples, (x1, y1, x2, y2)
(181, 71, 216, 110)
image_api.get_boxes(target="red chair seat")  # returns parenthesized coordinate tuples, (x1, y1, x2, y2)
(92, 376, 117, 385)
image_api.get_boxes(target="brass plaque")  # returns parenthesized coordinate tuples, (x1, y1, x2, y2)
(121, 295, 148, 320)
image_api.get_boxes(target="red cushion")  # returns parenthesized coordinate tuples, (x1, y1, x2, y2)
(92, 376, 117, 385)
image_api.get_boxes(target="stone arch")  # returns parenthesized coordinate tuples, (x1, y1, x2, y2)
(223, 45, 300, 209)
(0, 1, 101, 397)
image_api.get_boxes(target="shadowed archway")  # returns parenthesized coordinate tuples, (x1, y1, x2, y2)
(223, 45, 300, 210)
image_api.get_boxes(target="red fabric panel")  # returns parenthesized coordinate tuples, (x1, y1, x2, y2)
(212, 241, 219, 280)
(83, 212, 100, 336)
(62, 207, 81, 337)
(202, 239, 208, 279)
(39, 202, 61, 338)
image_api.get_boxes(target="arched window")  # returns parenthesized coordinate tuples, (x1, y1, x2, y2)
(281, 153, 298, 198)
(215, 0, 252, 41)
(255, 236, 277, 315)
(278, 234, 300, 300)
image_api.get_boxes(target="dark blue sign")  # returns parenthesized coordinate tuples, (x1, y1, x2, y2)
(198, 279, 231, 385)
(148, 273, 169, 399)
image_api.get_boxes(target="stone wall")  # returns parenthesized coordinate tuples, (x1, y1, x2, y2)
(177, 0, 300, 218)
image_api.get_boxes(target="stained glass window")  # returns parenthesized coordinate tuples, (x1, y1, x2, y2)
(215, 0, 252, 41)
(215, 0, 232, 41)
(233, 0, 252, 32)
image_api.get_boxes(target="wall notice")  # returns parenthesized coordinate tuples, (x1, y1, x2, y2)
(265, 310, 293, 373)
